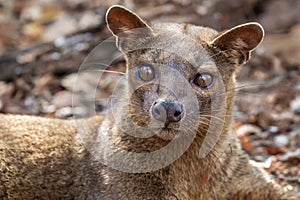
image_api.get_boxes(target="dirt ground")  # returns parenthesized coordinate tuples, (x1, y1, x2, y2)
(0, 0, 299, 194)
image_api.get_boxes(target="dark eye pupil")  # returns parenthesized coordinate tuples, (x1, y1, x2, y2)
(137, 65, 155, 81)
(194, 74, 213, 88)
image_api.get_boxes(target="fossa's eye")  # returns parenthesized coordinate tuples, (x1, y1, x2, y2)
(136, 64, 155, 82)
(193, 73, 214, 89)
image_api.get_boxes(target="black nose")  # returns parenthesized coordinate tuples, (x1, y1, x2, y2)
(151, 100, 184, 124)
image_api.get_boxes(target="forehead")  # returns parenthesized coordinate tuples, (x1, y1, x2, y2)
(152, 23, 218, 43)
(128, 23, 218, 68)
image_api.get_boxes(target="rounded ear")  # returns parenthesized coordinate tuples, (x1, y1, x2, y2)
(211, 22, 265, 64)
(106, 5, 153, 50)
(106, 5, 152, 36)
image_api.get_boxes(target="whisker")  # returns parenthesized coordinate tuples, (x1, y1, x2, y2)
(215, 83, 265, 96)
(231, 83, 264, 91)
(201, 116, 226, 125)
(91, 69, 126, 75)
(81, 68, 126, 75)
(235, 92, 265, 97)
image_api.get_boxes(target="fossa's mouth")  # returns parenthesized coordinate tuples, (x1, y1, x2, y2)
(155, 128, 179, 141)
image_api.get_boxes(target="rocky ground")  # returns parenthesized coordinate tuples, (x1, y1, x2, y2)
(0, 0, 299, 194)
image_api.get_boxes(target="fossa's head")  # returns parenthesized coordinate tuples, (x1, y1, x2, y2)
(106, 5, 264, 141)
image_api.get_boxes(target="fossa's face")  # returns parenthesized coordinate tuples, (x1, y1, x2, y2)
(119, 29, 229, 141)
(106, 6, 264, 141)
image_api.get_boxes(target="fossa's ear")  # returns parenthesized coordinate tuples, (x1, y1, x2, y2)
(106, 5, 153, 49)
(211, 22, 264, 64)
(106, 5, 151, 35)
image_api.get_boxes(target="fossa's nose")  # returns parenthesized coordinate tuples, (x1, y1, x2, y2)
(151, 100, 184, 125)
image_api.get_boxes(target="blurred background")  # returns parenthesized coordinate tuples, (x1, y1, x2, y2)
(0, 0, 299, 194)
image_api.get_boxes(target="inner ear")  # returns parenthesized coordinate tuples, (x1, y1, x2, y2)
(106, 5, 152, 36)
(211, 23, 264, 64)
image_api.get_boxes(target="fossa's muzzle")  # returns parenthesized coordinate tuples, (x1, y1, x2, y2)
(151, 100, 184, 127)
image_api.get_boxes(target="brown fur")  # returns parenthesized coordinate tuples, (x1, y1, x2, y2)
(0, 5, 298, 200)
